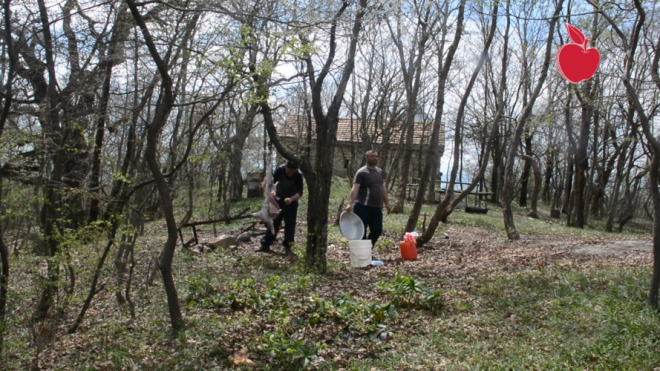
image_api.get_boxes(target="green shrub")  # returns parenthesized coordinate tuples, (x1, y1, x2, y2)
(258, 329, 326, 370)
(364, 302, 397, 324)
(377, 272, 444, 313)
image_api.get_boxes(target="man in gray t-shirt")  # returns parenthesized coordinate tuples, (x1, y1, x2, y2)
(345, 150, 392, 247)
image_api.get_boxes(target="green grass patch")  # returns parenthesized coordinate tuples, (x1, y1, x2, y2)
(352, 266, 660, 370)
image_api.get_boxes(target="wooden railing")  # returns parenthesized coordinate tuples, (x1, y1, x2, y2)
(406, 182, 493, 205)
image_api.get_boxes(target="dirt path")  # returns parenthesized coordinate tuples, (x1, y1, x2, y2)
(573, 239, 652, 256)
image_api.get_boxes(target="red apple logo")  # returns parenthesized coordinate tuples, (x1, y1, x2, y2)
(556, 24, 600, 83)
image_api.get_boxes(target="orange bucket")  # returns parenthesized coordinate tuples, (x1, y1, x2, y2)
(399, 240, 417, 260)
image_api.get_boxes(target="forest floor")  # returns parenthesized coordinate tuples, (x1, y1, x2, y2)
(3, 181, 658, 370)
(196, 217, 652, 283)
(154, 220, 660, 370)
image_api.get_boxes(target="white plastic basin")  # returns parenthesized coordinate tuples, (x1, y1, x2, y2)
(339, 212, 365, 241)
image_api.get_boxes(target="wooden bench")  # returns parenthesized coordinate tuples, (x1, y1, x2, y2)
(177, 207, 252, 247)
(406, 184, 493, 205)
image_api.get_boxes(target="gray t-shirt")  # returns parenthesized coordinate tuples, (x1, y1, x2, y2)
(353, 166, 385, 207)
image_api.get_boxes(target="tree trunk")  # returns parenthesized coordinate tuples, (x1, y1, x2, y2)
(0, 0, 16, 348)
(561, 87, 576, 218)
(126, 0, 184, 333)
(33, 0, 66, 322)
(392, 118, 414, 213)
(563, 154, 574, 215)
(617, 142, 642, 233)
(0, 204, 7, 348)
(542, 128, 554, 204)
(595, 104, 633, 218)
(552, 151, 563, 210)
(521, 155, 541, 218)
(589, 181, 603, 218)
(605, 181, 621, 233)
(425, 156, 442, 204)
(647, 151, 660, 309)
(89, 5, 131, 221)
(490, 126, 502, 204)
(569, 83, 594, 229)
(519, 129, 532, 207)
(305, 174, 330, 271)
(229, 107, 258, 201)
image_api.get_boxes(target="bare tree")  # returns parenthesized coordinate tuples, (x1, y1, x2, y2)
(502, 0, 563, 240)
(590, 99, 631, 219)
(88, 4, 132, 221)
(0, 0, 17, 349)
(604, 107, 636, 232)
(569, 18, 601, 228)
(31, 0, 95, 321)
(405, 0, 465, 232)
(417, 0, 502, 244)
(125, 0, 233, 332)
(585, 0, 660, 307)
(125, 0, 185, 332)
(388, 0, 438, 214)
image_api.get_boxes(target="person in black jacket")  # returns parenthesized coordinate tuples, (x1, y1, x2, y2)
(257, 161, 304, 255)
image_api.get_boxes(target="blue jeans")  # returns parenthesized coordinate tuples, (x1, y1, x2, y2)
(261, 199, 298, 248)
(353, 203, 383, 247)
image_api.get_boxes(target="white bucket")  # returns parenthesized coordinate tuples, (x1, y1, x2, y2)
(349, 240, 372, 267)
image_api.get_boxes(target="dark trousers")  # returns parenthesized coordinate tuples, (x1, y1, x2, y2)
(261, 199, 298, 248)
(353, 202, 383, 247)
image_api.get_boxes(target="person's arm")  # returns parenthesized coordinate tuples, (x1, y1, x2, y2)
(382, 183, 392, 214)
(284, 173, 304, 205)
(345, 183, 360, 212)
(285, 193, 300, 205)
(285, 193, 300, 204)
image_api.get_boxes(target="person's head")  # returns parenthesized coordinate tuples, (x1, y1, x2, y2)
(365, 150, 379, 167)
(285, 161, 298, 177)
